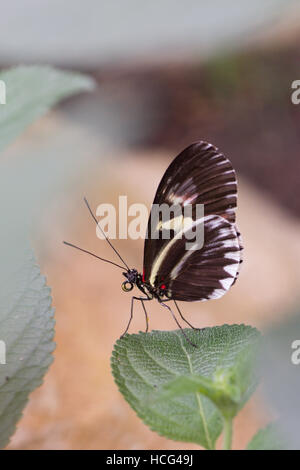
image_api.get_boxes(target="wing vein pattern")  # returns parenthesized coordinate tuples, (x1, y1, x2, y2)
(143, 141, 243, 301)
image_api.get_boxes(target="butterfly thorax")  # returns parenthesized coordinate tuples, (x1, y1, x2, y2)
(122, 269, 168, 301)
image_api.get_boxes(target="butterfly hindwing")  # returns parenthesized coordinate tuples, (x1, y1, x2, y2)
(160, 215, 241, 301)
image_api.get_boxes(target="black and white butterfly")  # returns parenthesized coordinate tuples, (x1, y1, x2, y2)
(64, 141, 243, 346)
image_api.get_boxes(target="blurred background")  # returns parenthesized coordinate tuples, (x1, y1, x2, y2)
(2, 0, 300, 450)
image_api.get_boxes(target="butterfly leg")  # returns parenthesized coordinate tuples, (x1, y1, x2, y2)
(120, 296, 150, 338)
(140, 298, 149, 333)
(160, 301, 197, 348)
(173, 300, 202, 331)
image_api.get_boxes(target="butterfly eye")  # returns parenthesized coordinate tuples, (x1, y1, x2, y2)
(122, 281, 133, 292)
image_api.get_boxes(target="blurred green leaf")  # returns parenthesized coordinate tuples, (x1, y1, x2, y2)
(247, 423, 287, 450)
(111, 325, 261, 449)
(0, 250, 55, 448)
(0, 65, 95, 448)
(0, 65, 95, 153)
(262, 310, 300, 450)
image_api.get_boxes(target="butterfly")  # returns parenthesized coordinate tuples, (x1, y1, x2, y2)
(64, 141, 243, 346)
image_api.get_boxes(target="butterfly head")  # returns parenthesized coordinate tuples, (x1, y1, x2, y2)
(122, 269, 139, 292)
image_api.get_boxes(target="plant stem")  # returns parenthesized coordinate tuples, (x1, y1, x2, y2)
(223, 418, 233, 450)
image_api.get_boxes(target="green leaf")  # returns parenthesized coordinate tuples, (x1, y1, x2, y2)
(156, 374, 240, 420)
(0, 250, 55, 448)
(0, 65, 95, 153)
(158, 330, 260, 420)
(111, 325, 261, 449)
(247, 423, 288, 450)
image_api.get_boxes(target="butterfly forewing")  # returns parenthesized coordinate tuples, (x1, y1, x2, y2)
(143, 141, 242, 301)
(152, 141, 237, 220)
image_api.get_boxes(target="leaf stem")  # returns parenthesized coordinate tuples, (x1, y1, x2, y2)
(223, 418, 233, 450)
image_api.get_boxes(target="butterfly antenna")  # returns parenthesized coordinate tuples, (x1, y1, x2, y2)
(83, 197, 130, 270)
(83, 198, 129, 270)
(63, 241, 127, 270)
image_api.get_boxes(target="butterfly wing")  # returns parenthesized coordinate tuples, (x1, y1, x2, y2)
(152, 215, 242, 301)
(143, 141, 242, 301)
